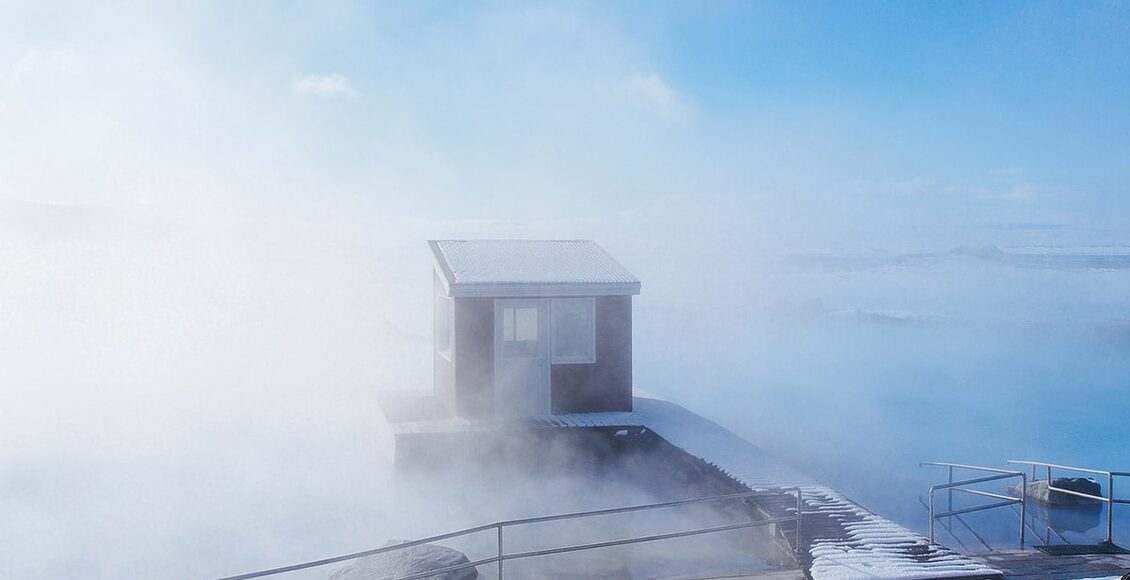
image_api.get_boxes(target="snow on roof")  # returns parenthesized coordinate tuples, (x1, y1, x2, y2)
(429, 240, 641, 297)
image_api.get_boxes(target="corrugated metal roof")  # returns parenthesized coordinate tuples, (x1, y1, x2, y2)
(429, 240, 640, 297)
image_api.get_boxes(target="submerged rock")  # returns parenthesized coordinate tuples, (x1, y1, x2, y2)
(328, 542, 477, 580)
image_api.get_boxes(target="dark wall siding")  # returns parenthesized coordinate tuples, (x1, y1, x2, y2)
(446, 294, 633, 417)
(551, 296, 633, 413)
(454, 297, 495, 416)
(432, 272, 455, 414)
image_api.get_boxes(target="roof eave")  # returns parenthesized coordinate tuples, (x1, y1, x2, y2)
(428, 240, 456, 296)
(448, 282, 641, 298)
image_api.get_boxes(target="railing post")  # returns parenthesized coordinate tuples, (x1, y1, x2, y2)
(1019, 473, 1026, 548)
(928, 489, 935, 543)
(947, 466, 954, 523)
(795, 488, 802, 552)
(497, 524, 503, 579)
(1107, 473, 1114, 545)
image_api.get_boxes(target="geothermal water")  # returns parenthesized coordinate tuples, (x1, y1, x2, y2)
(638, 246, 1130, 550)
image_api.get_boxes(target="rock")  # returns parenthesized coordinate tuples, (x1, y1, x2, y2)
(328, 542, 477, 580)
(1007, 477, 1102, 506)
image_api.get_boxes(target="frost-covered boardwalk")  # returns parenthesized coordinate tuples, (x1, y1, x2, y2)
(390, 395, 1006, 579)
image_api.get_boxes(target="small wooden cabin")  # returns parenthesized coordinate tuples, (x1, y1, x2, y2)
(429, 240, 640, 417)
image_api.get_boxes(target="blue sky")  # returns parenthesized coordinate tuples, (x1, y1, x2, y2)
(3, 1, 1129, 241)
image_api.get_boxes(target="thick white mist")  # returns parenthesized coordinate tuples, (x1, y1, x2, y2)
(5, 2, 1130, 576)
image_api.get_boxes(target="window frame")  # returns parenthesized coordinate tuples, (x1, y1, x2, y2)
(550, 297, 596, 364)
(500, 305, 541, 358)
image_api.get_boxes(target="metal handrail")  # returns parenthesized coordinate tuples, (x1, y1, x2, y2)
(1008, 460, 1130, 544)
(952, 487, 1020, 502)
(922, 461, 1025, 475)
(1009, 460, 1130, 478)
(213, 487, 803, 580)
(921, 462, 1026, 547)
(397, 515, 800, 580)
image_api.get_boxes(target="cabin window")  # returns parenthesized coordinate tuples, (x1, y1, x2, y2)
(501, 306, 539, 357)
(435, 293, 453, 359)
(551, 298, 595, 364)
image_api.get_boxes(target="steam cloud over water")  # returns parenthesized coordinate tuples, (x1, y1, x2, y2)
(4, 2, 1130, 578)
(5, 202, 1129, 577)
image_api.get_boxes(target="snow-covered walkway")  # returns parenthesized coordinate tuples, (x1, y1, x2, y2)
(389, 394, 1003, 578)
(632, 395, 1002, 580)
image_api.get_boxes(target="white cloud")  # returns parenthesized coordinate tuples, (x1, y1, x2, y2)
(291, 73, 360, 99)
(9, 48, 83, 82)
(984, 183, 1038, 202)
(621, 72, 692, 122)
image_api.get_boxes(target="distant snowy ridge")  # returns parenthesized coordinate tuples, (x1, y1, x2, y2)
(792, 245, 1130, 271)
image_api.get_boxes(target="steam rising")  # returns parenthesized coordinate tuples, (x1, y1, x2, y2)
(4, 2, 1130, 578)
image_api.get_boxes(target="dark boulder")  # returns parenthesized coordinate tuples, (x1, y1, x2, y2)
(1007, 477, 1102, 506)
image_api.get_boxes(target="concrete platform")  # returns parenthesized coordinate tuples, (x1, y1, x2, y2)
(970, 549, 1130, 579)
